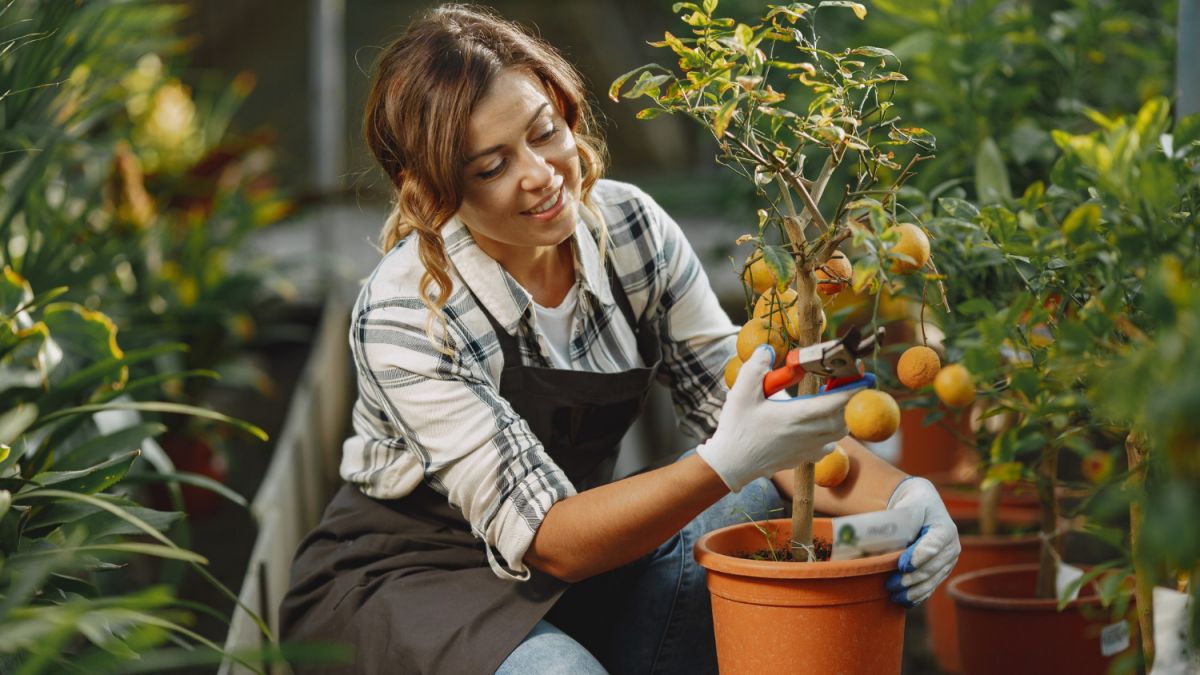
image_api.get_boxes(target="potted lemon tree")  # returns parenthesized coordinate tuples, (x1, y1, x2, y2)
(611, 1, 960, 671)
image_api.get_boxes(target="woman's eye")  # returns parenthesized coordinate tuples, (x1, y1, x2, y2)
(537, 125, 558, 142)
(478, 160, 505, 179)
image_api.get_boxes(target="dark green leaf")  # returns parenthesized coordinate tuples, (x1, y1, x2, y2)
(54, 422, 166, 472)
(975, 137, 1013, 204)
(30, 450, 138, 495)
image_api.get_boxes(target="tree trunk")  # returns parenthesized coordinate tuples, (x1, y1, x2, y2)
(979, 481, 1000, 537)
(789, 264, 824, 560)
(1034, 444, 1059, 600)
(1126, 431, 1155, 669)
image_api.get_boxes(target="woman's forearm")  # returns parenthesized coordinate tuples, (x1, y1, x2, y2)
(771, 436, 908, 515)
(525, 453, 728, 582)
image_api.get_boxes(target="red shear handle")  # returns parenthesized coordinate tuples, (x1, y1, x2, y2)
(762, 348, 806, 397)
(762, 366, 802, 397)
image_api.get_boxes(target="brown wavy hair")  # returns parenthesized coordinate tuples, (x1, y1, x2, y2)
(363, 4, 608, 348)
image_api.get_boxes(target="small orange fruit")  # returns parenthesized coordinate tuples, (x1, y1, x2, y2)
(887, 223, 931, 274)
(845, 389, 901, 442)
(815, 251, 853, 296)
(896, 345, 941, 390)
(814, 444, 851, 487)
(723, 355, 743, 389)
(1081, 451, 1113, 485)
(934, 364, 976, 408)
(742, 255, 780, 295)
(736, 318, 788, 365)
(752, 286, 798, 319)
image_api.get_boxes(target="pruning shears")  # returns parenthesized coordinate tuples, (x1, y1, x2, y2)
(762, 325, 886, 398)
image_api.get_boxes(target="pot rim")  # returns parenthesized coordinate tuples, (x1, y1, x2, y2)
(946, 562, 1126, 611)
(694, 517, 903, 579)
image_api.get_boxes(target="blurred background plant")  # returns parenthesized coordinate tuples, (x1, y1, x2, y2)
(0, 268, 274, 671)
(888, 98, 1200, 667)
(0, 0, 301, 518)
(0, 0, 331, 670)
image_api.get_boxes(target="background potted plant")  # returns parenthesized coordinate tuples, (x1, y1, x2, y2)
(929, 98, 1200, 674)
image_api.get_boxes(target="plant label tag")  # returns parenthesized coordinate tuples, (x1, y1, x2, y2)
(1101, 620, 1131, 657)
(830, 508, 921, 560)
(1056, 562, 1084, 603)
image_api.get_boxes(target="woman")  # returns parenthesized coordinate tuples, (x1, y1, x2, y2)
(280, 5, 960, 674)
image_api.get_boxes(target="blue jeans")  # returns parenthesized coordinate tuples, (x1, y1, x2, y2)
(495, 474, 787, 675)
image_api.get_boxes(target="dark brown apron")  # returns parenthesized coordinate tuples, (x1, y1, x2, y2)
(279, 260, 662, 675)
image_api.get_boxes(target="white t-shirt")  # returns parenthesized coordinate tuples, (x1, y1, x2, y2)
(531, 283, 579, 368)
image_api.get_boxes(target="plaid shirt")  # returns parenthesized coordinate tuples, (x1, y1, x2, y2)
(342, 179, 737, 579)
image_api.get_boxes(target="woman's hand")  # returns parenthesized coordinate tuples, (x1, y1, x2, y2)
(697, 346, 854, 492)
(884, 476, 961, 606)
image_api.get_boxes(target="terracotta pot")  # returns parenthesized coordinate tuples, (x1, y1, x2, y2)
(924, 512, 1042, 674)
(897, 406, 972, 477)
(694, 518, 905, 675)
(948, 563, 1138, 675)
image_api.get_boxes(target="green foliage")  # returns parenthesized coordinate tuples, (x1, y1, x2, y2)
(0, 0, 296, 411)
(908, 99, 1200, 634)
(0, 267, 276, 672)
(842, 0, 1175, 197)
(613, 0, 933, 326)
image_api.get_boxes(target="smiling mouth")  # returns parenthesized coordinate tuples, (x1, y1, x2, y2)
(523, 186, 562, 215)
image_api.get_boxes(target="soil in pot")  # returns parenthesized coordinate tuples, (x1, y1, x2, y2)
(695, 518, 906, 675)
(736, 537, 833, 562)
(948, 562, 1138, 675)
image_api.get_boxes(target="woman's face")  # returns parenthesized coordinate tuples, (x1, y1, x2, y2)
(458, 68, 582, 261)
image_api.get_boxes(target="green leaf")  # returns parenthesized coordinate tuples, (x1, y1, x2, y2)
(121, 470, 248, 510)
(636, 107, 667, 120)
(1010, 368, 1040, 400)
(1061, 203, 1101, 241)
(713, 97, 738, 138)
(735, 23, 753, 51)
(939, 197, 980, 219)
(703, 0, 717, 13)
(0, 268, 33, 318)
(957, 298, 995, 316)
(761, 245, 795, 289)
(849, 46, 895, 60)
(24, 542, 207, 564)
(1132, 97, 1170, 146)
(609, 65, 656, 102)
(624, 72, 671, 100)
(0, 404, 37, 445)
(14, 490, 181, 550)
(54, 422, 167, 472)
(975, 137, 1013, 204)
(851, 259, 878, 293)
(42, 304, 124, 389)
(818, 1, 867, 19)
(30, 450, 138, 495)
(672, 1, 702, 13)
(34, 401, 267, 441)
(0, 489, 10, 521)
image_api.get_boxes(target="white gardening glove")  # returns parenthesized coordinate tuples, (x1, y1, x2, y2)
(697, 346, 854, 492)
(885, 476, 961, 607)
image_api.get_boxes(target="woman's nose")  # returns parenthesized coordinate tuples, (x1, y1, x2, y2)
(518, 147, 556, 193)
